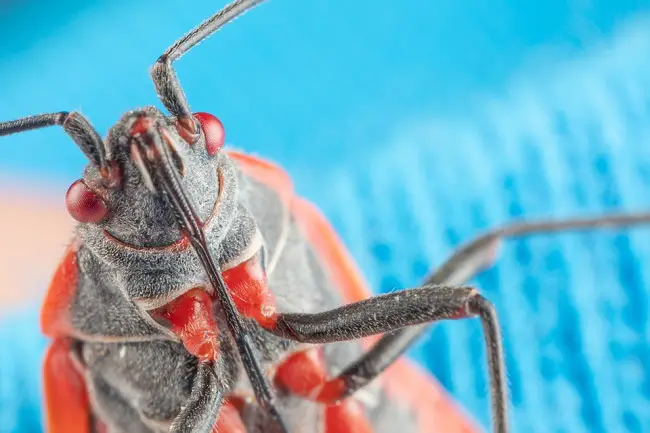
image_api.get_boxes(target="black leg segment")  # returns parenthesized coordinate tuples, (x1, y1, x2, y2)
(270, 285, 480, 344)
(170, 362, 223, 433)
(267, 211, 650, 433)
(267, 283, 509, 432)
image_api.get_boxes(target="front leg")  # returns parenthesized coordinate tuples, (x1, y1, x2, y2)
(264, 211, 650, 433)
(263, 285, 506, 433)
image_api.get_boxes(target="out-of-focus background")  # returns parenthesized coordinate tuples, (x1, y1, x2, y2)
(2, 1, 650, 432)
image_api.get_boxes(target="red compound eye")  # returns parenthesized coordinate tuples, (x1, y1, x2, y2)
(193, 112, 225, 156)
(65, 180, 108, 223)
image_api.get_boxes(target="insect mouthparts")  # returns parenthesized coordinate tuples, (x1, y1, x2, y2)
(129, 114, 186, 192)
(130, 140, 158, 193)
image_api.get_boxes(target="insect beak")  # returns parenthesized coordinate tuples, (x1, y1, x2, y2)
(129, 116, 185, 193)
(128, 115, 202, 244)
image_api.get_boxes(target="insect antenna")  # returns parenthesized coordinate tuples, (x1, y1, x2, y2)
(151, 0, 268, 140)
(0, 112, 109, 172)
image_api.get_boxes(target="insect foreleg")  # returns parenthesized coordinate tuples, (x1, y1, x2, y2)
(0, 112, 107, 169)
(269, 211, 650, 433)
(266, 284, 507, 433)
(170, 362, 223, 433)
(151, 0, 268, 136)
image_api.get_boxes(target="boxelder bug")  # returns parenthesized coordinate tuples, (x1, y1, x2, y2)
(2, 1, 650, 432)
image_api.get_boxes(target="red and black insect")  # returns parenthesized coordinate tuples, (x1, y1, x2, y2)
(3, 1, 650, 432)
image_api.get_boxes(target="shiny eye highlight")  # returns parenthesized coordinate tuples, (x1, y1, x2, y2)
(194, 112, 225, 156)
(65, 179, 108, 223)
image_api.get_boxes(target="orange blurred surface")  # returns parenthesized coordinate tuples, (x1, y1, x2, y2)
(0, 190, 75, 309)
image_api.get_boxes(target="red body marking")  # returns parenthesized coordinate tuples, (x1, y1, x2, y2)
(324, 400, 373, 433)
(222, 251, 278, 328)
(150, 288, 220, 362)
(211, 401, 247, 433)
(43, 339, 90, 433)
(274, 347, 346, 404)
(274, 348, 373, 429)
(41, 241, 80, 338)
(274, 348, 329, 399)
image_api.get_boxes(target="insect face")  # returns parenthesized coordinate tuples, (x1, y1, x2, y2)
(69, 106, 226, 249)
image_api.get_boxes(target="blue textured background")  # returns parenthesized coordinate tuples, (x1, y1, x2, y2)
(2, 1, 650, 432)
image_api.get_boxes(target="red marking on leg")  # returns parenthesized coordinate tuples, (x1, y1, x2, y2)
(222, 250, 278, 328)
(275, 348, 327, 398)
(211, 400, 247, 433)
(43, 339, 90, 433)
(150, 288, 220, 362)
(41, 241, 81, 338)
(325, 400, 373, 433)
(274, 347, 347, 403)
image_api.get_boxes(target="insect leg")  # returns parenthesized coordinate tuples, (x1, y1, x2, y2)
(270, 284, 505, 430)
(318, 210, 650, 401)
(269, 212, 650, 433)
(170, 362, 224, 433)
(151, 0, 268, 136)
(0, 112, 107, 169)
